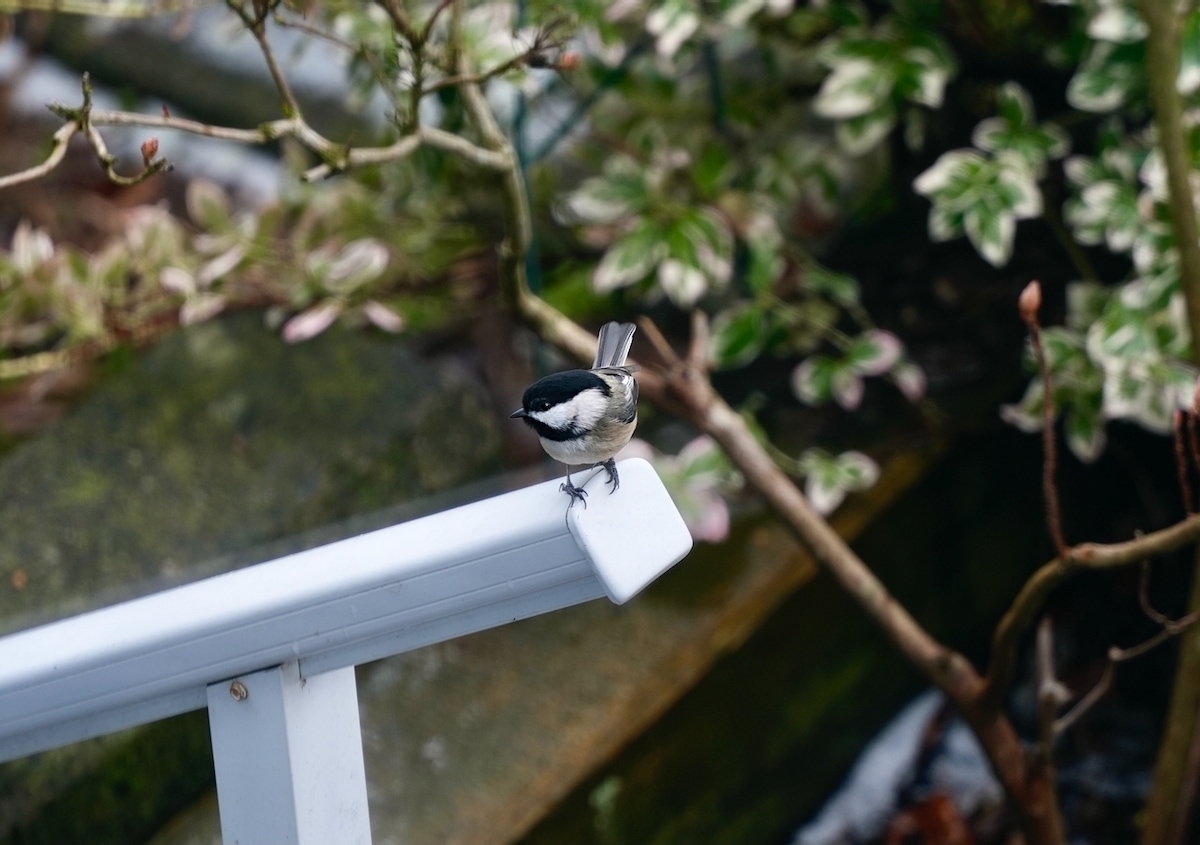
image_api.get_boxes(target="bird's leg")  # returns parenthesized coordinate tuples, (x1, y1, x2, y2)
(560, 465, 588, 508)
(598, 458, 619, 493)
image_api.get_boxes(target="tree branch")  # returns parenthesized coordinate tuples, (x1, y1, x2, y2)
(0, 121, 78, 190)
(1140, 0, 1200, 345)
(1053, 661, 1113, 736)
(1137, 4, 1200, 835)
(227, 0, 303, 119)
(3, 95, 510, 192)
(983, 512, 1200, 702)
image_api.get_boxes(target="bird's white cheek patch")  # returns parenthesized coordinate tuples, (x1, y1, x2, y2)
(529, 388, 608, 431)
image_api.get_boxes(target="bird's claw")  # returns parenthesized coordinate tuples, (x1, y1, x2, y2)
(561, 479, 588, 509)
(599, 458, 620, 493)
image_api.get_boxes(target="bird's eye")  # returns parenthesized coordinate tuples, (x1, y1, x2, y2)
(534, 400, 551, 412)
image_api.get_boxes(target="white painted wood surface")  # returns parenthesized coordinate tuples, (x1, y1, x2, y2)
(0, 458, 691, 765)
(207, 663, 371, 845)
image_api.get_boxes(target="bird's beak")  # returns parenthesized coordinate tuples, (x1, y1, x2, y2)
(510, 408, 527, 419)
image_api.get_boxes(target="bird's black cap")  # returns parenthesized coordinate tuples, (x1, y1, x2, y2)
(516, 370, 610, 415)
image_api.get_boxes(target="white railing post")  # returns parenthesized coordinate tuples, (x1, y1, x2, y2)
(207, 663, 370, 845)
(0, 458, 692, 843)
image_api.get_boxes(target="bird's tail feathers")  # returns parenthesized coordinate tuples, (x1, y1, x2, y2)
(593, 321, 636, 369)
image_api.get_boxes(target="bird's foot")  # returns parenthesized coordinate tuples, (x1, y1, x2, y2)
(560, 477, 589, 509)
(598, 458, 619, 493)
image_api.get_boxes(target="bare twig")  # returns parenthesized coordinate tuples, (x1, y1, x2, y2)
(270, 7, 403, 103)
(418, 0, 454, 46)
(1053, 584, 1200, 739)
(1020, 280, 1068, 557)
(81, 109, 287, 142)
(1035, 618, 1071, 761)
(637, 317, 680, 368)
(376, 0, 421, 47)
(1047, 561, 1200, 738)
(424, 51, 545, 94)
(0, 121, 78, 190)
(38, 73, 174, 186)
(226, 0, 303, 119)
(1177, 411, 1196, 515)
(3, 89, 509, 191)
(1123, 560, 1200, 653)
(984, 512, 1200, 703)
(1054, 662, 1114, 736)
(1139, 557, 1175, 627)
(1170, 694, 1200, 845)
(1117, 626, 1185, 663)
(80, 112, 173, 186)
(0, 0, 527, 194)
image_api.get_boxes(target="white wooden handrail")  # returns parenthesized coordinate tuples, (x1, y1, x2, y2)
(0, 458, 691, 844)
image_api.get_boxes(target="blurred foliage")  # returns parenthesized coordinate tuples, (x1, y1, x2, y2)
(3, 0, 1200, 498)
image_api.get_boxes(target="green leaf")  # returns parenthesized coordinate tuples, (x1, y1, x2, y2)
(657, 258, 708, 306)
(971, 82, 1069, 176)
(1038, 326, 1081, 369)
(89, 244, 130, 289)
(646, 0, 701, 58)
(913, 150, 987, 204)
(678, 208, 734, 286)
(1000, 378, 1048, 433)
(792, 355, 837, 405)
(745, 240, 783, 294)
(891, 361, 926, 401)
(835, 103, 897, 155)
(898, 44, 952, 108)
(593, 221, 666, 292)
(1067, 41, 1143, 112)
(835, 450, 880, 489)
(1087, 2, 1147, 43)
(710, 303, 767, 369)
(845, 329, 902, 375)
(1065, 406, 1106, 463)
(915, 150, 1039, 266)
(963, 204, 1015, 267)
(997, 80, 1034, 125)
(814, 57, 896, 119)
(797, 447, 879, 514)
(693, 143, 732, 198)
(564, 161, 650, 224)
(805, 469, 847, 515)
(10, 221, 54, 272)
(197, 245, 245, 287)
(928, 205, 965, 242)
(323, 239, 389, 294)
(1064, 180, 1142, 252)
(186, 179, 232, 233)
(1066, 282, 1113, 331)
(1180, 7, 1200, 94)
(831, 362, 864, 409)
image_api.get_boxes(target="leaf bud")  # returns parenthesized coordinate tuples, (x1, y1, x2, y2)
(141, 137, 160, 165)
(1018, 280, 1042, 324)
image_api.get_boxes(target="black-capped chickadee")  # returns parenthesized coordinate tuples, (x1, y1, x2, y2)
(511, 322, 639, 506)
